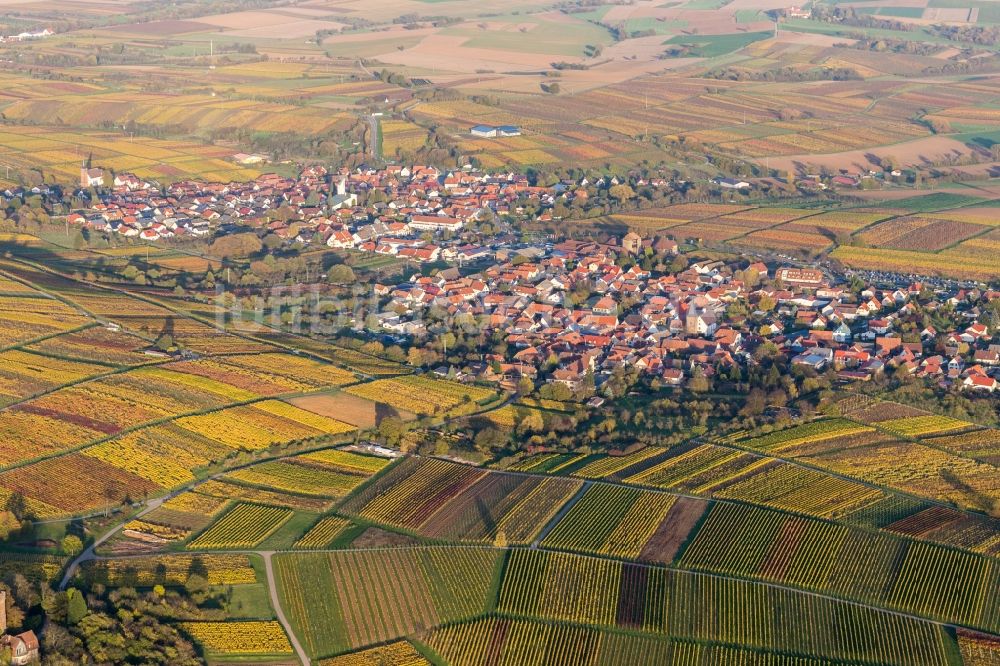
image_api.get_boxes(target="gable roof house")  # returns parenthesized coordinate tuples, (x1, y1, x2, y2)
(3, 631, 39, 666)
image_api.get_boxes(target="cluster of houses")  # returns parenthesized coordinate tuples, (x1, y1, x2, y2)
(781, 279, 998, 391)
(66, 163, 566, 247)
(64, 163, 689, 251)
(54, 163, 998, 394)
(367, 240, 999, 394)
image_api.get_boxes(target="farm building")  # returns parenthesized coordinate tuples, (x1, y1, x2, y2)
(470, 125, 521, 138)
(713, 177, 750, 189)
(232, 152, 269, 165)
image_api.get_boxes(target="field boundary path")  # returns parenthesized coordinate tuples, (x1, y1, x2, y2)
(262, 551, 311, 666)
(531, 480, 591, 548)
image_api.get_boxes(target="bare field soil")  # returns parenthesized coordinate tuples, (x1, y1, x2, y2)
(638, 496, 708, 565)
(289, 392, 415, 429)
(196, 9, 347, 37)
(351, 527, 418, 548)
(376, 34, 573, 73)
(767, 135, 977, 174)
(289, 393, 377, 429)
(103, 19, 213, 35)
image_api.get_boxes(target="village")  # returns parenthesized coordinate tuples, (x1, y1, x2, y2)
(45, 163, 1000, 398)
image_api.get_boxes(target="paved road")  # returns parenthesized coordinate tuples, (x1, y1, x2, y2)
(262, 551, 311, 666)
(58, 496, 168, 590)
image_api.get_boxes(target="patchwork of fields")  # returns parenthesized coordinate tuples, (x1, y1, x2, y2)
(0, 252, 450, 520)
(30, 383, 1000, 664)
(587, 196, 999, 279)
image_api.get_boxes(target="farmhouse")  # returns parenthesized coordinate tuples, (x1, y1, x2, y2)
(2, 632, 38, 666)
(0, 592, 39, 665)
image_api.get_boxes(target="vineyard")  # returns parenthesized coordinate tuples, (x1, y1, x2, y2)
(180, 621, 293, 657)
(0, 552, 66, 584)
(831, 245, 1000, 282)
(877, 414, 974, 438)
(224, 444, 388, 496)
(173, 400, 356, 449)
(0, 350, 109, 406)
(82, 553, 257, 587)
(0, 385, 357, 516)
(340, 457, 581, 544)
(380, 119, 427, 157)
(292, 517, 352, 550)
(319, 641, 429, 666)
(678, 503, 1000, 631)
(541, 484, 678, 559)
(424, 617, 935, 666)
(194, 478, 334, 512)
(187, 503, 293, 550)
(169, 352, 357, 395)
(798, 439, 1000, 511)
(224, 460, 367, 498)
(731, 418, 881, 456)
(274, 548, 501, 657)
(592, 440, 887, 520)
(924, 429, 1000, 463)
(495, 549, 952, 665)
(722, 415, 1000, 512)
(345, 375, 497, 416)
(25, 325, 154, 366)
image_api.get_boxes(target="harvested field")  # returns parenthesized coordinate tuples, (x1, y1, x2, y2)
(288, 392, 383, 429)
(196, 10, 347, 37)
(104, 20, 212, 35)
(768, 136, 976, 174)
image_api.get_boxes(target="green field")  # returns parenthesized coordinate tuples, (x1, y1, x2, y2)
(663, 31, 773, 58)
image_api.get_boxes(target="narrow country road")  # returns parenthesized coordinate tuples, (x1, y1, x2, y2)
(262, 551, 311, 666)
(59, 496, 169, 591)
